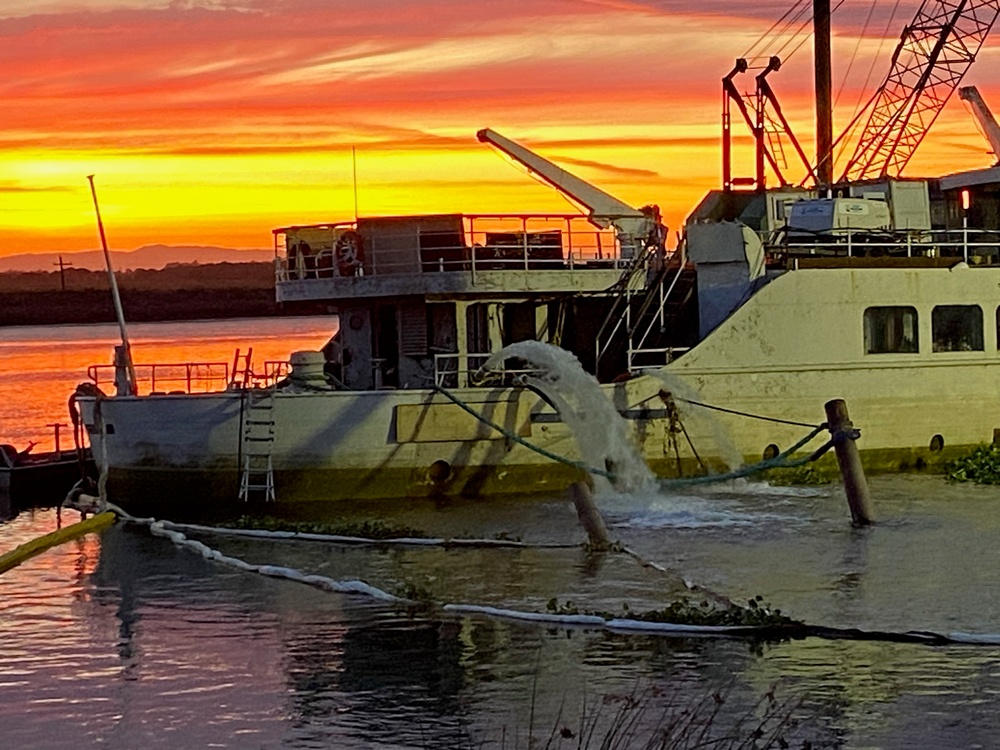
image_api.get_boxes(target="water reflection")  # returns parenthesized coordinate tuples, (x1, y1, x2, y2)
(4, 313, 1000, 749)
(0, 317, 335, 451)
(5, 493, 1000, 748)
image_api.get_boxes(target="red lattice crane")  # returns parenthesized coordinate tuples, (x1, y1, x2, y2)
(839, 0, 1000, 183)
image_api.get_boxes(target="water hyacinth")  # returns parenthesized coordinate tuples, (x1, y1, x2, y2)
(947, 444, 1000, 484)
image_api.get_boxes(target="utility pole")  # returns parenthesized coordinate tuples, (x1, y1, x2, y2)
(53, 256, 72, 291)
(814, 0, 833, 188)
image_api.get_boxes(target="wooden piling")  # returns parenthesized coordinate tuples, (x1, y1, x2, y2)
(825, 399, 874, 526)
(568, 480, 611, 548)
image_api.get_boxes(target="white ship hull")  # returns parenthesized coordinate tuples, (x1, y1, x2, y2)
(80, 264, 1000, 511)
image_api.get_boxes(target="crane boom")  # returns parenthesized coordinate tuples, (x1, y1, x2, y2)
(959, 85, 1000, 163)
(476, 128, 660, 256)
(840, 0, 1000, 183)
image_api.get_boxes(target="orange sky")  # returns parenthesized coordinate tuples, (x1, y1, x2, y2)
(2, 0, 999, 257)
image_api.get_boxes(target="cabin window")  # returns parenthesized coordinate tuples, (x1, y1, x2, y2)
(932, 305, 983, 352)
(864, 306, 918, 354)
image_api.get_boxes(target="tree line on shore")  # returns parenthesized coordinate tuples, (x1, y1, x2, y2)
(0, 262, 316, 326)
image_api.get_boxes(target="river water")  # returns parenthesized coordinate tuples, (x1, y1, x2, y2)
(2, 318, 1000, 749)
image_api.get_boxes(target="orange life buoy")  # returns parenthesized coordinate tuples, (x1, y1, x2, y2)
(335, 231, 365, 276)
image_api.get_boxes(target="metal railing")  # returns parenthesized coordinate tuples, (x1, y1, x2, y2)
(433, 353, 540, 388)
(773, 227, 1000, 263)
(261, 360, 291, 385)
(88, 358, 294, 395)
(88, 362, 231, 395)
(273, 214, 638, 282)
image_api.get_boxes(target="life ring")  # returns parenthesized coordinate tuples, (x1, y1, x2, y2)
(335, 231, 365, 276)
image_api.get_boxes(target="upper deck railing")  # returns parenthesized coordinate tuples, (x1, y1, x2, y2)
(272, 213, 645, 282)
(770, 227, 1000, 264)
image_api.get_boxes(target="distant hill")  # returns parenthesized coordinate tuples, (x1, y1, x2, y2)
(0, 244, 272, 272)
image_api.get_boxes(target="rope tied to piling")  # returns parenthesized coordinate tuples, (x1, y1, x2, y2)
(432, 383, 846, 490)
(658, 422, 833, 489)
(672, 395, 825, 429)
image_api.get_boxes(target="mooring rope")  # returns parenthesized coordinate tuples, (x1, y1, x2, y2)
(659, 423, 832, 489)
(432, 384, 838, 490)
(431, 384, 616, 481)
(674, 396, 823, 429)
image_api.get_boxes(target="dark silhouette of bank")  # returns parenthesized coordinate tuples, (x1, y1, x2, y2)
(0, 262, 323, 326)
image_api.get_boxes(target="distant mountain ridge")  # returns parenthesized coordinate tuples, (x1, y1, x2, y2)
(0, 244, 272, 273)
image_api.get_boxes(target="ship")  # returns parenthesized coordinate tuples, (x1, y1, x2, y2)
(74, 1, 1000, 513)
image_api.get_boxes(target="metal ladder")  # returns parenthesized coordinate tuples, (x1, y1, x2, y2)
(230, 347, 253, 390)
(238, 387, 276, 502)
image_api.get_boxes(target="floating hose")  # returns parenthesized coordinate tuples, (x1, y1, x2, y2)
(442, 604, 1000, 646)
(159, 521, 579, 549)
(137, 508, 1000, 646)
(84, 500, 1000, 647)
(0, 511, 116, 576)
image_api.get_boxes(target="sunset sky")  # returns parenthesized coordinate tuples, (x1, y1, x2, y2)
(2, 0, 1000, 257)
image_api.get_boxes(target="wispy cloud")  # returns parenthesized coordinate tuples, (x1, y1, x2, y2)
(1, 0, 997, 253)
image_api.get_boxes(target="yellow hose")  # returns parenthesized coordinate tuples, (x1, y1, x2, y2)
(0, 511, 117, 576)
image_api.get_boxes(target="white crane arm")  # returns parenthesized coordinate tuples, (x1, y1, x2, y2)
(476, 128, 653, 244)
(959, 86, 1000, 164)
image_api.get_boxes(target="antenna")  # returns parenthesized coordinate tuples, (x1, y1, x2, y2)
(352, 146, 359, 220)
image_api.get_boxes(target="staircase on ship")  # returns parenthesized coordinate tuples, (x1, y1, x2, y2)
(594, 247, 699, 382)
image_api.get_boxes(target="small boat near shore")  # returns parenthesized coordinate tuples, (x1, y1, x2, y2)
(0, 442, 95, 516)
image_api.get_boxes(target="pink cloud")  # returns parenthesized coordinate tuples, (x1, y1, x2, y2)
(1, 0, 999, 254)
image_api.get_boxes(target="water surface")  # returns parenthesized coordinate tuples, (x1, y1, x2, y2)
(2, 319, 1000, 749)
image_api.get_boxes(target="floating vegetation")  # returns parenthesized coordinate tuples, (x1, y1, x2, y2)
(392, 580, 437, 615)
(946, 443, 1000, 484)
(491, 531, 523, 542)
(546, 594, 798, 628)
(225, 516, 428, 539)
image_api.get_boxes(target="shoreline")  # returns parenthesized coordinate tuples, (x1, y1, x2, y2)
(0, 261, 326, 327)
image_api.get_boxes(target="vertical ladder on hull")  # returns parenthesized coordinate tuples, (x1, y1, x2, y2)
(239, 387, 276, 502)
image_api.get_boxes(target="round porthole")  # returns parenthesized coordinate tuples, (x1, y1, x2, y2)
(427, 460, 452, 483)
(763, 443, 780, 461)
(349, 314, 365, 331)
(929, 434, 944, 452)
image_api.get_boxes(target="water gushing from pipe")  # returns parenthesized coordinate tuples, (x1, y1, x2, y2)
(484, 341, 656, 494)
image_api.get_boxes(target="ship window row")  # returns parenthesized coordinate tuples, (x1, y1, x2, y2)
(864, 305, 987, 354)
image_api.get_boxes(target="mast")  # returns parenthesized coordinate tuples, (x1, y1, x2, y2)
(87, 175, 138, 396)
(814, 0, 833, 187)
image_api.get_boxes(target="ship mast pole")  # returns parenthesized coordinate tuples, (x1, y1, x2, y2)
(87, 175, 138, 396)
(814, 0, 833, 188)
